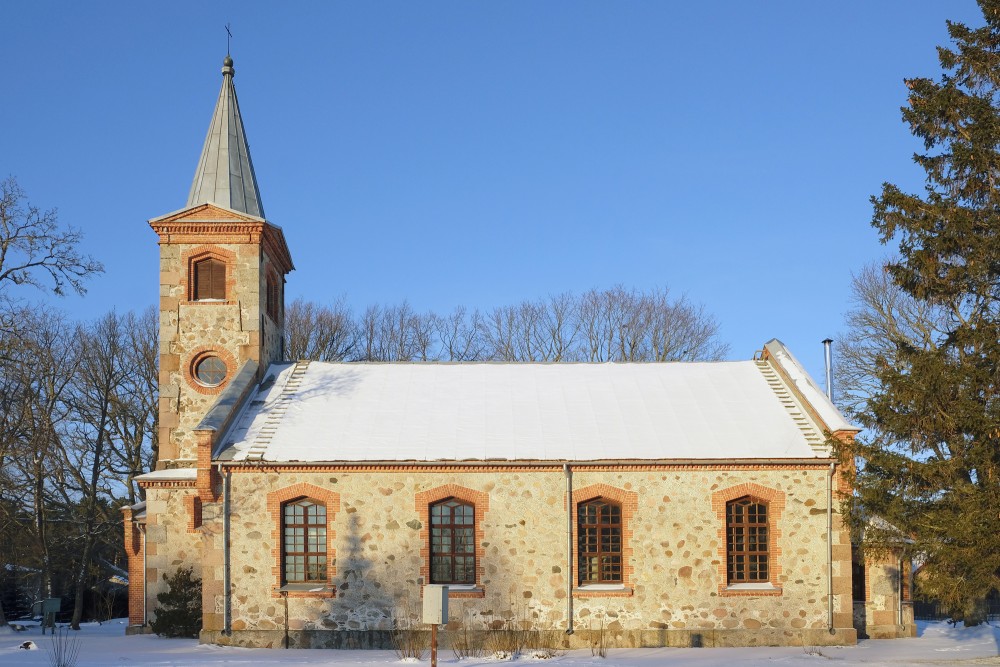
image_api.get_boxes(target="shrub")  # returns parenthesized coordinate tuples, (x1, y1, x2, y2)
(150, 567, 202, 638)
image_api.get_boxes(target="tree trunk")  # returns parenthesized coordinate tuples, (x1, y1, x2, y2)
(69, 531, 96, 630)
(33, 451, 52, 599)
(961, 597, 988, 627)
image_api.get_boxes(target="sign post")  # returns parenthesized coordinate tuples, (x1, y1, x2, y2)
(422, 585, 448, 667)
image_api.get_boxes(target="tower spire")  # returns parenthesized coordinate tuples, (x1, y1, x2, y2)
(186, 55, 265, 217)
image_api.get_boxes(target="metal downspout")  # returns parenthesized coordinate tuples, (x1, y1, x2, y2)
(138, 523, 147, 626)
(222, 466, 232, 635)
(564, 463, 574, 635)
(828, 462, 835, 634)
(898, 556, 904, 630)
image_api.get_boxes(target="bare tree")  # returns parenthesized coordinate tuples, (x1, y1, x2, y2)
(0, 177, 103, 299)
(2, 306, 78, 610)
(355, 302, 432, 361)
(60, 312, 131, 629)
(288, 286, 728, 364)
(576, 286, 728, 362)
(284, 297, 357, 361)
(104, 308, 158, 502)
(432, 307, 485, 361)
(835, 261, 949, 419)
(645, 291, 729, 362)
(0, 307, 154, 628)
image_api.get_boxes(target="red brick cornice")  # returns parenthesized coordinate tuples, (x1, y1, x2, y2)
(150, 221, 293, 275)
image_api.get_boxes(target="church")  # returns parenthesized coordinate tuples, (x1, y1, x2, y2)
(123, 56, 914, 649)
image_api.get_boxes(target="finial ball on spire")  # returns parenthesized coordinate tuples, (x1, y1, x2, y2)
(224, 55, 234, 68)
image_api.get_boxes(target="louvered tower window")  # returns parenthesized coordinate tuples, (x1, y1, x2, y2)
(193, 257, 226, 300)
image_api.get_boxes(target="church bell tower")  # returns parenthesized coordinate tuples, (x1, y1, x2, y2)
(150, 55, 293, 466)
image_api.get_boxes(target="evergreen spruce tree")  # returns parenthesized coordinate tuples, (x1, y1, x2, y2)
(850, 0, 1000, 626)
(149, 567, 202, 638)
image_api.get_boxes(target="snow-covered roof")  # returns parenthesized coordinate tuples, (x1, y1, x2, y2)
(215, 353, 845, 463)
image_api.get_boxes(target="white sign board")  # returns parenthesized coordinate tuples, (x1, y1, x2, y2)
(422, 584, 449, 625)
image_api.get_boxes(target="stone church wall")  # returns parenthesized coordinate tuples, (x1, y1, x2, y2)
(198, 465, 856, 648)
(142, 487, 203, 627)
(860, 553, 916, 639)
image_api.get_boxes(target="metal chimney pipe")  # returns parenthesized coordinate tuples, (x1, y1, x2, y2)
(822, 338, 833, 403)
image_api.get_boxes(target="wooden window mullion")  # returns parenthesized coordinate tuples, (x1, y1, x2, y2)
(727, 498, 769, 584)
(430, 498, 475, 585)
(283, 499, 327, 584)
(578, 499, 622, 585)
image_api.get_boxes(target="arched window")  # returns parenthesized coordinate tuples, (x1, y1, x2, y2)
(283, 498, 327, 584)
(726, 497, 769, 584)
(578, 498, 622, 585)
(430, 498, 475, 584)
(193, 257, 226, 300)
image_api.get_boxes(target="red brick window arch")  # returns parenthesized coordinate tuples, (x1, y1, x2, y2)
(194, 257, 226, 300)
(181, 245, 236, 303)
(415, 484, 489, 597)
(570, 483, 638, 595)
(726, 496, 769, 584)
(712, 482, 785, 595)
(184, 347, 238, 396)
(267, 483, 340, 595)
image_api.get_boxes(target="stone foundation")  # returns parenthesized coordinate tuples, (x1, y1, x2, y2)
(201, 626, 857, 649)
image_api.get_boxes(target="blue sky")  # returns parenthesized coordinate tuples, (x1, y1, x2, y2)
(1, 1, 983, 383)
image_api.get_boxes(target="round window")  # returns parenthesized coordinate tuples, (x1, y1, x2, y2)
(194, 356, 227, 387)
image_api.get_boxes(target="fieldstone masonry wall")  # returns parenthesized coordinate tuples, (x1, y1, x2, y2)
(862, 553, 916, 639)
(142, 486, 203, 627)
(193, 465, 856, 648)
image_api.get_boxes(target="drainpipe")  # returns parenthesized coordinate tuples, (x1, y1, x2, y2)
(827, 462, 835, 634)
(898, 556, 904, 631)
(138, 523, 148, 626)
(564, 463, 574, 635)
(282, 590, 290, 648)
(222, 465, 232, 636)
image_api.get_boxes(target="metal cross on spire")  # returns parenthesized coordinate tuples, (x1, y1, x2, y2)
(226, 23, 232, 55)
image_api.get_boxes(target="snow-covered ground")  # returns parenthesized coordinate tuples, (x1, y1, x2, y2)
(1, 620, 997, 666)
